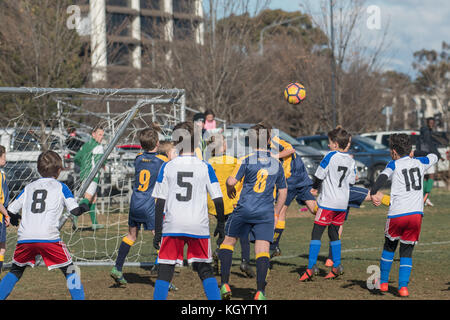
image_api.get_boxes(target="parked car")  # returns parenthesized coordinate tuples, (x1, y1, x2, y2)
(296, 134, 390, 185)
(361, 130, 449, 173)
(222, 124, 368, 183)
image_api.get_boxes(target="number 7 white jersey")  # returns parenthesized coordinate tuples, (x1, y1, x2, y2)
(152, 155, 222, 238)
(381, 154, 438, 217)
(315, 151, 356, 211)
(7, 178, 78, 243)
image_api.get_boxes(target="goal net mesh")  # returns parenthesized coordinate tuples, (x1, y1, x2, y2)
(1, 87, 184, 266)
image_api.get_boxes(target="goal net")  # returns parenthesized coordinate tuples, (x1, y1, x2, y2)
(0, 87, 185, 267)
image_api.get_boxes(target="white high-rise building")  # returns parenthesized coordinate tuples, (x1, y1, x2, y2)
(75, 0, 204, 83)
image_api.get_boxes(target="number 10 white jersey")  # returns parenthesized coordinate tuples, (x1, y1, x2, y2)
(380, 154, 438, 218)
(8, 178, 79, 243)
(152, 155, 222, 238)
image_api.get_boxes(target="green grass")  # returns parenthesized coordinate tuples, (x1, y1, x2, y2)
(1, 189, 449, 300)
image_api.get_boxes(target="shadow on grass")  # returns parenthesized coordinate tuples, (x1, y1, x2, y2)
(122, 272, 155, 286)
(341, 279, 385, 296)
(228, 284, 256, 300)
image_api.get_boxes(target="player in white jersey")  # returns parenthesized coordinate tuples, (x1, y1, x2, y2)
(300, 126, 355, 281)
(370, 134, 438, 297)
(0, 151, 89, 300)
(151, 122, 226, 300)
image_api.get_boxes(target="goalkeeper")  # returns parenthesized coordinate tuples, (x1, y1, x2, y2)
(73, 126, 105, 230)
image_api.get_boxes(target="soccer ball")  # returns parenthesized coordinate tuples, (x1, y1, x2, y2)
(284, 82, 306, 104)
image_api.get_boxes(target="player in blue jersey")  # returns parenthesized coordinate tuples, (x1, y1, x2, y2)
(299, 126, 355, 281)
(0, 146, 10, 273)
(269, 133, 316, 258)
(370, 134, 438, 297)
(218, 123, 288, 300)
(110, 127, 168, 286)
(0, 151, 89, 300)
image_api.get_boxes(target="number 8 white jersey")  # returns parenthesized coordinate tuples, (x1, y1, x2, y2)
(380, 154, 438, 218)
(8, 178, 79, 243)
(152, 155, 222, 238)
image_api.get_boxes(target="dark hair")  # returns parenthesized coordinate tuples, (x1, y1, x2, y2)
(37, 150, 63, 178)
(92, 125, 104, 133)
(67, 127, 76, 134)
(248, 122, 271, 150)
(157, 140, 174, 157)
(389, 133, 412, 157)
(206, 134, 224, 157)
(172, 121, 195, 153)
(0, 145, 5, 157)
(204, 109, 215, 117)
(328, 126, 351, 149)
(193, 113, 205, 122)
(139, 127, 159, 151)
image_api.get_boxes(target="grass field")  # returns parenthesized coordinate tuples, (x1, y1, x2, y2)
(1, 189, 449, 300)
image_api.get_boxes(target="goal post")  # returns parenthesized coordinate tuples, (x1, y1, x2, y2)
(0, 86, 185, 268)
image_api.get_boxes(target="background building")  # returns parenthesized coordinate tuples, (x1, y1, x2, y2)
(74, 0, 204, 83)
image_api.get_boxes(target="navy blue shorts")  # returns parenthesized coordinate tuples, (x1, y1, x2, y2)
(285, 184, 315, 206)
(225, 214, 274, 243)
(128, 216, 154, 231)
(348, 186, 369, 208)
(0, 220, 6, 243)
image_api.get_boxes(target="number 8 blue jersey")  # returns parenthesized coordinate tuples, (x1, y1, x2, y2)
(231, 151, 286, 223)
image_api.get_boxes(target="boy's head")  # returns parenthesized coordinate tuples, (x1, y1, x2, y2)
(328, 126, 351, 151)
(207, 134, 226, 157)
(248, 122, 272, 150)
(172, 121, 195, 154)
(389, 133, 412, 159)
(158, 140, 175, 159)
(0, 145, 6, 167)
(139, 127, 159, 151)
(37, 150, 63, 178)
(92, 126, 105, 144)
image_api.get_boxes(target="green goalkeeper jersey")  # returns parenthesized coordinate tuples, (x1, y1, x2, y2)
(74, 138, 104, 183)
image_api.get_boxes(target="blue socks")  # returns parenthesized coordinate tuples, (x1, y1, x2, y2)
(330, 240, 341, 267)
(154, 279, 170, 300)
(0, 272, 19, 300)
(202, 277, 221, 300)
(380, 250, 395, 284)
(399, 257, 412, 289)
(240, 237, 250, 262)
(66, 272, 85, 300)
(308, 240, 321, 269)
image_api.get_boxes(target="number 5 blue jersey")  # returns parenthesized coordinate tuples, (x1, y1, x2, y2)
(315, 151, 356, 211)
(231, 151, 287, 223)
(129, 152, 167, 223)
(380, 154, 438, 218)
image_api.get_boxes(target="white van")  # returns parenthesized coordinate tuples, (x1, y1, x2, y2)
(361, 130, 449, 172)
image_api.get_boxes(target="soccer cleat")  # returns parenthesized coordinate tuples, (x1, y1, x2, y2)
(299, 265, 319, 282)
(240, 260, 255, 278)
(220, 284, 232, 300)
(110, 267, 127, 286)
(398, 287, 409, 297)
(379, 282, 389, 292)
(270, 246, 281, 258)
(254, 291, 267, 300)
(169, 283, 178, 291)
(325, 258, 333, 267)
(425, 198, 434, 207)
(324, 265, 344, 280)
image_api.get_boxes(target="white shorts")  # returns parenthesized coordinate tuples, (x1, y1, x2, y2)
(85, 181, 98, 197)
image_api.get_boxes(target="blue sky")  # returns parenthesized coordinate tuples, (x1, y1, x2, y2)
(267, 0, 450, 79)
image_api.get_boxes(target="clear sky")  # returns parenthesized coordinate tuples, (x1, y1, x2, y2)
(266, 0, 450, 79)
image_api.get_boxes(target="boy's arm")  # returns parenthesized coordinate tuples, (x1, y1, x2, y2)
(6, 190, 25, 227)
(0, 203, 10, 227)
(153, 198, 165, 250)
